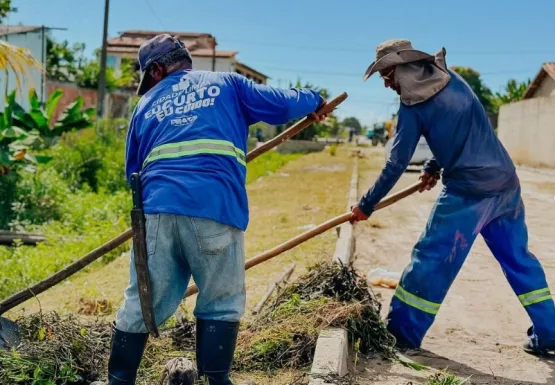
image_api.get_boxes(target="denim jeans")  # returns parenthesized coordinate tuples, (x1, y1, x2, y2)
(115, 214, 246, 333)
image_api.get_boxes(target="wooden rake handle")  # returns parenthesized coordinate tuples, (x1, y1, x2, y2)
(184, 181, 425, 297)
(0, 93, 349, 316)
(246, 92, 348, 162)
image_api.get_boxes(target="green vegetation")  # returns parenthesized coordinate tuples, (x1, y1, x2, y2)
(46, 38, 137, 90)
(1, 88, 96, 228)
(246, 152, 301, 184)
(0, 115, 304, 300)
(0, 0, 14, 21)
(451, 66, 530, 114)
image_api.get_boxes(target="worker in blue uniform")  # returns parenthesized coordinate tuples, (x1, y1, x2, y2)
(350, 39, 555, 356)
(92, 34, 329, 385)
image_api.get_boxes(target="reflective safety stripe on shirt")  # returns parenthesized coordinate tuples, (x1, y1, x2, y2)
(394, 285, 441, 315)
(143, 139, 246, 168)
(518, 288, 552, 307)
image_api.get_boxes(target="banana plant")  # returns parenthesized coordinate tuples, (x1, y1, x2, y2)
(0, 109, 43, 175)
(0, 88, 94, 175)
(9, 88, 95, 149)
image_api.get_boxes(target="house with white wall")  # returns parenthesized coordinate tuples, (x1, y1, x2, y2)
(498, 62, 555, 168)
(0, 25, 50, 110)
(106, 30, 269, 84)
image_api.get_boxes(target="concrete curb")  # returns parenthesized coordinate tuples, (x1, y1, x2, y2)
(309, 158, 359, 384)
(332, 158, 358, 265)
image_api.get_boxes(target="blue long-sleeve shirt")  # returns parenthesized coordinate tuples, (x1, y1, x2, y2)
(126, 70, 323, 230)
(359, 70, 519, 215)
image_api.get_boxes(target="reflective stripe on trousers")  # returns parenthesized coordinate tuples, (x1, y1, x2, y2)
(394, 285, 441, 315)
(143, 139, 246, 168)
(519, 288, 552, 307)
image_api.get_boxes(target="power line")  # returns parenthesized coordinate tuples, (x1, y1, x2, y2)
(258, 64, 536, 79)
(218, 38, 555, 56)
(144, 0, 166, 30)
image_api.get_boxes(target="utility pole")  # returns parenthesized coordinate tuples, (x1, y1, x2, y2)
(40, 26, 46, 104)
(97, 0, 110, 120)
(211, 37, 217, 71)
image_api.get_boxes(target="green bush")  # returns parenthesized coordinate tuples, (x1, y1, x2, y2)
(9, 167, 72, 231)
(48, 120, 127, 193)
(0, 172, 19, 229)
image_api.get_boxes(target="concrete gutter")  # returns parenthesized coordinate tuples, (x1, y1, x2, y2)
(309, 158, 359, 384)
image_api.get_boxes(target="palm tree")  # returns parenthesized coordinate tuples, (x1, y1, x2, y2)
(0, 39, 42, 97)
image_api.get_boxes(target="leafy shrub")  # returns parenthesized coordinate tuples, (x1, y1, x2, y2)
(47, 120, 127, 193)
(0, 172, 18, 229)
(9, 167, 72, 231)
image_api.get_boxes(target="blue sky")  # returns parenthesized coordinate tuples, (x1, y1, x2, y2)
(8, 0, 555, 126)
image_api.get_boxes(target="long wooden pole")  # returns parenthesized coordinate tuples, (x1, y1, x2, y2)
(246, 92, 347, 162)
(184, 181, 424, 298)
(0, 93, 348, 316)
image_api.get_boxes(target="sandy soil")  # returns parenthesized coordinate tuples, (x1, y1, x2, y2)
(351, 148, 555, 385)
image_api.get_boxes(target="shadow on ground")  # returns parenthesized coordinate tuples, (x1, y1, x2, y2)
(355, 349, 555, 385)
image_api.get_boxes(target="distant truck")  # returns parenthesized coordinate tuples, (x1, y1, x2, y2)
(366, 122, 389, 146)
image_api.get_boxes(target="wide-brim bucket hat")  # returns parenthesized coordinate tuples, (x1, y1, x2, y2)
(363, 39, 436, 81)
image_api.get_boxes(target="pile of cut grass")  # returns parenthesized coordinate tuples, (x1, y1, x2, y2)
(234, 261, 397, 372)
(0, 313, 111, 385)
(1, 262, 414, 384)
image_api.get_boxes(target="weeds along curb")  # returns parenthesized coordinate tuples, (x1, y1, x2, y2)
(309, 156, 358, 384)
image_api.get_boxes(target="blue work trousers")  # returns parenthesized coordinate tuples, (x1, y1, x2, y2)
(387, 186, 555, 349)
(115, 214, 246, 333)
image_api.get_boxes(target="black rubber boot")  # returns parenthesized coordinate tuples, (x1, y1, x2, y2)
(196, 319, 252, 385)
(91, 323, 149, 384)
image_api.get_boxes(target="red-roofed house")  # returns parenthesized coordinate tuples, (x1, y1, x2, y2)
(523, 63, 555, 99)
(106, 30, 269, 84)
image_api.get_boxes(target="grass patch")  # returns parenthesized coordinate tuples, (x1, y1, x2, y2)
(246, 152, 301, 184)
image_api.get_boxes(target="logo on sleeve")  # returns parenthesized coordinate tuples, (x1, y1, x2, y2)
(172, 75, 191, 92)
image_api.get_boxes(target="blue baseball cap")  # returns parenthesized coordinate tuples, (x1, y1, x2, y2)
(137, 34, 192, 96)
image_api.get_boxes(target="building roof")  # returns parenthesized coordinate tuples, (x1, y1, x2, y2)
(235, 61, 270, 79)
(107, 30, 239, 59)
(119, 30, 213, 39)
(523, 63, 555, 99)
(0, 25, 42, 36)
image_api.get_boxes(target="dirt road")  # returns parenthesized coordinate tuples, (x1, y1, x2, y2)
(352, 148, 555, 384)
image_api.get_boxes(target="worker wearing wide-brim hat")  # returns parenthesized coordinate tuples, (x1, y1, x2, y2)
(351, 39, 555, 356)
